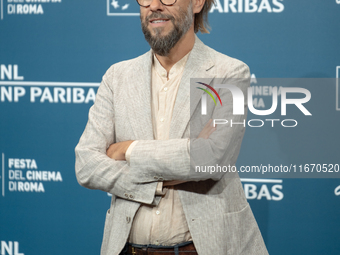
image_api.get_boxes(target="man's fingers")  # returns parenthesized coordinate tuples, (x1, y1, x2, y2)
(106, 143, 118, 158)
(106, 141, 134, 160)
(206, 119, 213, 128)
(207, 127, 216, 138)
(198, 119, 216, 139)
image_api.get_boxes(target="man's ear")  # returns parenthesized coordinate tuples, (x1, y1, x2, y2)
(192, 0, 206, 14)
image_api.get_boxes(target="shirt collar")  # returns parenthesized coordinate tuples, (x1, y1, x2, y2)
(152, 51, 191, 80)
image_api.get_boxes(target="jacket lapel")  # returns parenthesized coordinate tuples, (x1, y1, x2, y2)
(169, 36, 215, 139)
(127, 50, 155, 140)
(128, 37, 215, 140)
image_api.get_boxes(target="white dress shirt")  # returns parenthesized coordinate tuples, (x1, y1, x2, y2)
(126, 52, 192, 246)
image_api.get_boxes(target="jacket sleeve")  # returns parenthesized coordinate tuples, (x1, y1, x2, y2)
(75, 65, 159, 205)
(128, 62, 250, 182)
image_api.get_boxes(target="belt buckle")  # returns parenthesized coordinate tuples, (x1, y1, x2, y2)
(131, 247, 136, 255)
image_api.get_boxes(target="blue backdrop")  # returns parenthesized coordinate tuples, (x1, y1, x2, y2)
(1, 0, 339, 254)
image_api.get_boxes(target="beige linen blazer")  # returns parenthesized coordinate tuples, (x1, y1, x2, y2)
(75, 36, 269, 255)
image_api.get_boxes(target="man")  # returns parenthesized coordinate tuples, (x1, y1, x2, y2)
(75, 0, 269, 253)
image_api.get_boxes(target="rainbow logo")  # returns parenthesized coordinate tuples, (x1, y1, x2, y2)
(196, 82, 222, 106)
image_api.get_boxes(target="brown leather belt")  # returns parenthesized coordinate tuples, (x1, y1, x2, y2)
(126, 241, 197, 255)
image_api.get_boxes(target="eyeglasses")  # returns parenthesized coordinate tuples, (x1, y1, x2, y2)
(136, 0, 177, 7)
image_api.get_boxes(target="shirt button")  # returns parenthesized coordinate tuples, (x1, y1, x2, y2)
(156, 210, 160, 215)
(164, 87, 168, 91)
(155, 240, 159, 245)
(160, 118, 164, 122)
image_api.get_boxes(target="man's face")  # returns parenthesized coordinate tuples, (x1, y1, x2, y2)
(140, 0, 194, 56)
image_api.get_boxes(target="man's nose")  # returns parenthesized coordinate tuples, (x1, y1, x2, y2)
(149, 0, 164, 11)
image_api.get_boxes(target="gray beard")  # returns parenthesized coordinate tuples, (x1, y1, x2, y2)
(141, 3, 193, 56)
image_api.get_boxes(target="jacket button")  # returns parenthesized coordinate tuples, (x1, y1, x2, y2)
(129, 194, 134, 199)
(124, 193, 129, 198)
(126, 217, 131, 223)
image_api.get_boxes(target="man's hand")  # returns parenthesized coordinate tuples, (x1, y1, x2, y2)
(163, 119, 216, 186)
(106, 140, 134, 160)
(198, 119, 216, 139)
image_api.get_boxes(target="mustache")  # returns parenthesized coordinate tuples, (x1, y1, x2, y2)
(145, 12, 175, 23)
